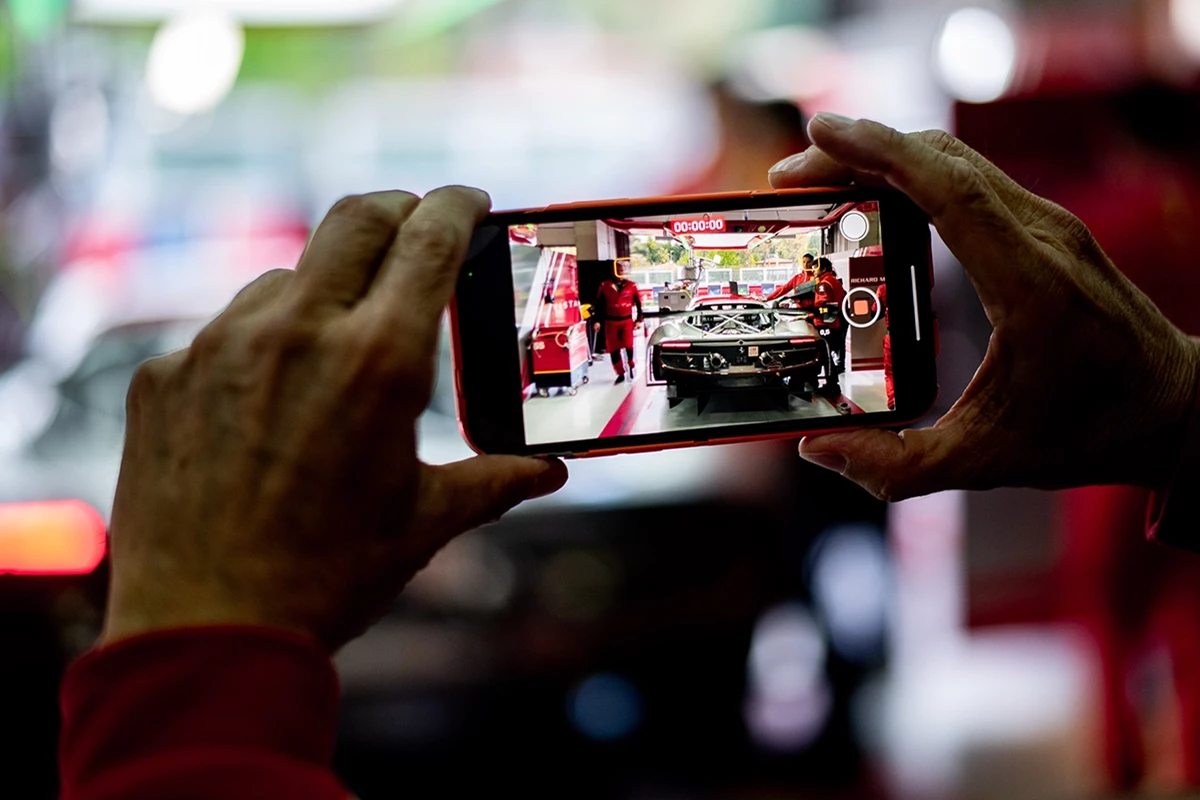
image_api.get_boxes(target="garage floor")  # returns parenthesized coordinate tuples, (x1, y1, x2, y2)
(523, 331, 890, 446)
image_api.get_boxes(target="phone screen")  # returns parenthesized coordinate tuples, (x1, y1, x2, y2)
(507, 200, 895, 447)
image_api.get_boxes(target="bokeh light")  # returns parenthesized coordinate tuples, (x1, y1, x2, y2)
(145, 8, 245, 116)
(934, 7, 1017, 103)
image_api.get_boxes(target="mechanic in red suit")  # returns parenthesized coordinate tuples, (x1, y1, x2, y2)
(813, 256, 848, 383)
(765, 252, 816, 302)
(593, 258, 642, 384)
(58, 120, 1200, 800)
(876, 283, 894, 410)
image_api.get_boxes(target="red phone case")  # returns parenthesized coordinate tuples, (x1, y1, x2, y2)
(451, 187, 936, 458)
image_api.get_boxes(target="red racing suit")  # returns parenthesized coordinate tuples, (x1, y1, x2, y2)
(596, 278, 642, 375)
(814, 271, 847, 328)
(815, 270, 848, 378)
(765, 272, 812, 302)
(877, 283, 894, 409)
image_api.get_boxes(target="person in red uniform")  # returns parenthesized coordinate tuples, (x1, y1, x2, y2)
(765, 253, 816, 302)
(593, 258, 643, 384)
(57, 118, 1200, 800)
(813, 256, 848, 386)
(876, 283, 894, 410)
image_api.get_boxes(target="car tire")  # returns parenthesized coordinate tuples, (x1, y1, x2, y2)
(651, 347, 664, 382)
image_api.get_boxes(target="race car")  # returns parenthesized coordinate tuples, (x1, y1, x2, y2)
(647, 296, 833, 410)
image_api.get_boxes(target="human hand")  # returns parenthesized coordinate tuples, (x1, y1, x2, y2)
(104, 189, 567, 651)
(769, 115, 1200, 500)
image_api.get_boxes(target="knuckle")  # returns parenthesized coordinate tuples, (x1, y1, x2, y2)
(125, 356, 167, 413)
(945, 156, 988, 205)
(918, 128, 963, 156)
(189, 318, 228, 358)
(247, 316, 314, 357)
(1045, 203, 1099, 255)
(342, 323, 422, 383)
(329, 193, 404, 234)
(256, 267, 294, 286)
(230, 268, 293, 308)
(877, 123, 905, 153)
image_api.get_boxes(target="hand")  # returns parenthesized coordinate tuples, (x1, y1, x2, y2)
(104, 189, 567, 651)
(594, 322, 601, 331)
(769, 115, 1199, 501)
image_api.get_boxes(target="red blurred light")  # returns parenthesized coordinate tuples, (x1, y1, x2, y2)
(0, 501, 107, 575)
(789, 337, 816, 344)
(662, 342, 691, 349)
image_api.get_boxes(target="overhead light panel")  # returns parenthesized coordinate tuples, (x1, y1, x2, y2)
(74, 0, 406, 26)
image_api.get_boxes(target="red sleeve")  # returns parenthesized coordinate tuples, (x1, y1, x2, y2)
(1148, 371, 1200, 553)
(766, 275, 798, 302)
(60, 626, 348, 800)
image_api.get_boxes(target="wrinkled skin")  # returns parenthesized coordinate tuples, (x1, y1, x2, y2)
(770, 115, 1200, 501)
(104, 188, 567, 651)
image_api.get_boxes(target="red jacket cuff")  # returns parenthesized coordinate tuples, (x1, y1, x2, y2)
(60, 626, 343, 799)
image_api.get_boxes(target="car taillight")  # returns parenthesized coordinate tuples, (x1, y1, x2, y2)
(789, 337, 816, 344)
(0, 500, 107, 575)
(662, 342, 691, 349)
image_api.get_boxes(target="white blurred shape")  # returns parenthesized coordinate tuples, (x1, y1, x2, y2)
(76, 0, 404, 25)
(145, 8, 244, 116)
(51, 87, 109, 174)
(745, 689, 831, 751)
(749, 604, 826, 701)
(744, 603, 831, 751)
(0, 361, 59, 455)
(934, 8, 1017, 103)
(1171, 0, 1200, 61)
(809, 525, 889, 661)
(27, 264, 111, 377)
(726, 26, 839, 102)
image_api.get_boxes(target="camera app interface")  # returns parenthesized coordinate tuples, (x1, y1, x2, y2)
(511, 202, 895, 446)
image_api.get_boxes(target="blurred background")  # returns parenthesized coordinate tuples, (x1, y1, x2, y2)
(3, 0, 1200, 797)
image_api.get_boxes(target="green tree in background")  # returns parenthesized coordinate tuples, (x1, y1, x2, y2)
(667, 241, 688, 265)
(633, 238, 669, 265)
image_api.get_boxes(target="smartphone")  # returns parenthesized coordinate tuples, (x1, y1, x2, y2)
(451, 187, 936, 457)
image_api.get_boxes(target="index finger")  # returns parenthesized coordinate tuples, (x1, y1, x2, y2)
(770, 127, 1047, 230)
(358, 185, 492, 343)
(294, 191, 421, 310)
(799, 116, 1039, 309)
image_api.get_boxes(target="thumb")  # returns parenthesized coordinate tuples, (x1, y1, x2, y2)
(415, 456, 568, 542)
(799, 427, 954, 502)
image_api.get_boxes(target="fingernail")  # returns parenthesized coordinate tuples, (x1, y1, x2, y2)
(800, 451, 848, 474)
(812, 112, 854, 132)
(769, 151, 808, 174)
